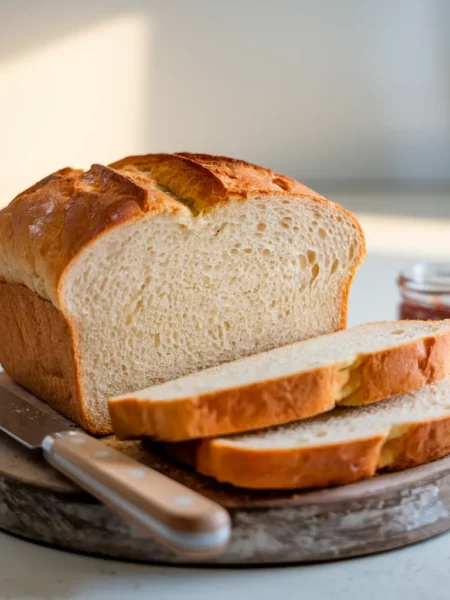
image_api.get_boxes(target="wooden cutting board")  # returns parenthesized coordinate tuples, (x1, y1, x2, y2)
(1, 408, 450, 566)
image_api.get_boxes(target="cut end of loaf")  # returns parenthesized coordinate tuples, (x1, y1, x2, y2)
(66, 196, 363, 433)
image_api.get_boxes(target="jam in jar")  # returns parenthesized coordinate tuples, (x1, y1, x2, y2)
(398, 263, 450, 320)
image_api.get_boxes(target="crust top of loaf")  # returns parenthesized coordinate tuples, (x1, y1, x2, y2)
(110, 153, 325, 207)
(0, 153, 363, 306)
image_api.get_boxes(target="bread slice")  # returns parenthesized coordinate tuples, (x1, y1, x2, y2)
(109, 320, 450, 441)
(0, 153, 365, 434)
(164, 378, 450, 489)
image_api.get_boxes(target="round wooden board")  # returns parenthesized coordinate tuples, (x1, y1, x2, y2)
(1, 430, 450, 565)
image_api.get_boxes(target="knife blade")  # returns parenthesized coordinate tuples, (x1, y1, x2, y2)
(0, 377, 231, 556)
(0, 385, 79, 448)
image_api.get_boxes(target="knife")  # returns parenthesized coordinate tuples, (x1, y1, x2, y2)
(0, 377, 231, 556)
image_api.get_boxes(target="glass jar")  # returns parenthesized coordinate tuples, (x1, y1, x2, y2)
(398, 263, 450, 320)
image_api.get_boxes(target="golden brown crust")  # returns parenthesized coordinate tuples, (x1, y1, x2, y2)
(166, 435, 386, 490)
(110, 152, 326, 207)
(109, 366, 342, 441)
(166, 415, 450, 490)
(342, 330, 450, 406)
(109, 324, 450, 442)
(0, 168, 80, 303)
(381, 416, 450, 471)
(0, 281, 110, 434)
(0, 281, 82, 426)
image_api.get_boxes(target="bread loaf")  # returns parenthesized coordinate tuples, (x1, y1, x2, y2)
(164, 377, 450, 489)
(0, 153, 365, 433)
(109, 320, 450, 440)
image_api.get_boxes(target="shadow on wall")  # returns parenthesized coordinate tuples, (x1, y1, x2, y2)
(1, 0, 450, 204)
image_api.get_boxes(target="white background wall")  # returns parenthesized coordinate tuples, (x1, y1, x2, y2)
(1, 0, 449, 205)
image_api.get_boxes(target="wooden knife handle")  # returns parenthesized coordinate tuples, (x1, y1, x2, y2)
(42, 431, 231, 556)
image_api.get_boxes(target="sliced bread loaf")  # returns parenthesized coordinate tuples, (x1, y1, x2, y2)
(0, 153, 365, 434)
(109, 320, 450, 441)
(164, 377, 450, 489)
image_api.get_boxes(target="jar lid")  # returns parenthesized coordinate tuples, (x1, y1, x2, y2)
(398, 263, 450, 294)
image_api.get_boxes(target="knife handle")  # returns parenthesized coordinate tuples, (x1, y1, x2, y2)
(42, 431, 230, 556)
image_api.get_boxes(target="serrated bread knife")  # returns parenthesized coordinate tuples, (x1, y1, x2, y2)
(0, 377, 231, 556)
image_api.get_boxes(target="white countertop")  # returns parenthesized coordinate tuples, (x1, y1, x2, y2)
(1, 526, 450, 600)
(2, 211, 450, 600)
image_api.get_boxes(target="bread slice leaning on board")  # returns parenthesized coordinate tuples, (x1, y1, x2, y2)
(164, 377, 450, 490)
(109, 320, 450, 441)
(0, 153, 365, 434)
